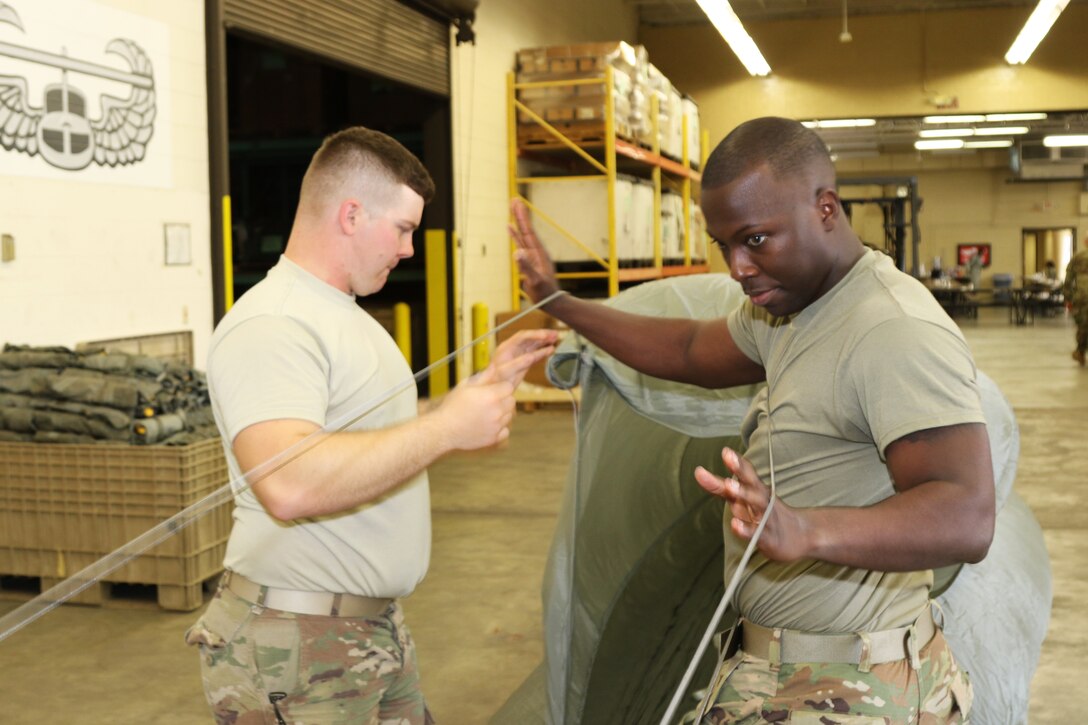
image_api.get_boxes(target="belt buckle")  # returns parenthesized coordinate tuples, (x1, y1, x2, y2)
(858, 631, 873, 672)
(906, 623, 921, 670)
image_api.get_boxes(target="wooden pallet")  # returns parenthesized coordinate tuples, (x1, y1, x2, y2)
(515, 383, 580, 412)
(0, 572, 217, 611)
(517, 120, 635, 149)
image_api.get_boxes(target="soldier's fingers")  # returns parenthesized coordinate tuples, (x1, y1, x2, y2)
(721, 447, 766, 489)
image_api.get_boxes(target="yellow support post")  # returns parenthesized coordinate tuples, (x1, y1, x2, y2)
(222, 195, 234, 310)
(394, 302, 411, 364)
(471, 303, 490, 373)
(425, 229, 450, 397)
(702, 128, 712, 258)
(651, 93, 662, 270)
(452, 231, 465, 382)
(507, 72, 522, 311)
(604, 65, 619, 297)
(681, 113, 692, 267)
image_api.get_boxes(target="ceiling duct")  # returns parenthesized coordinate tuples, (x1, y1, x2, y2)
(1012, 140, 1088, 180)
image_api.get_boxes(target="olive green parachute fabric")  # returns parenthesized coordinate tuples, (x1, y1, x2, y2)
(492, 275, 1050, 725)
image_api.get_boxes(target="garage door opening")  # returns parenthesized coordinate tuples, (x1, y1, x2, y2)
(223, 31, 452, 391)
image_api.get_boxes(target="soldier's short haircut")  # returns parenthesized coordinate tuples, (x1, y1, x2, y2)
(300, 126, 435, 212)
(702, 117, 834, 193)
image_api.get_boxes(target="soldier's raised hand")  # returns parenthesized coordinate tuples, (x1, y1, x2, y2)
(509, 198, 560, 304)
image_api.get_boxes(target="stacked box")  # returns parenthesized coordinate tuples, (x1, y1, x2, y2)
(0, 438, 231, 610)
(642, 64, 687, 160)
(515, 42, 701, 165)
(516, 41, 644, 141)
(527, 174, 655, 264)
(683, 97, 702, 166)
(690, 202, 708, 262)
(660, 195, 709, 263)
(630, 180, 655, 262)
(661, 192, 685, 261)
(494, 310, 567, 388)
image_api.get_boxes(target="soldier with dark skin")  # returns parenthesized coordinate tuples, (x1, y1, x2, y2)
(511, 116, 994, 722)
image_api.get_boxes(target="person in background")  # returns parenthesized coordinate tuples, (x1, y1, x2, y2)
(1045, 259, 1058, 282)
(511, 116, 993, 723)
(186, 126, 557, 724)
(966, 249, 983, 288)
(1064, 246, 1088, 366)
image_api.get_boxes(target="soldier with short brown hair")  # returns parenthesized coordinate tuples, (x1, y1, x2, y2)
(186, 126, 556, 724)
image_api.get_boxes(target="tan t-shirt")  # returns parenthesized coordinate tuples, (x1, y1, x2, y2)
(208, 257, 430, 598)
(726, 250, 985, 632)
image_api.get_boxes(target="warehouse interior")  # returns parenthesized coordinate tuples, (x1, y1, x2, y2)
(1, 0, 1087, 722)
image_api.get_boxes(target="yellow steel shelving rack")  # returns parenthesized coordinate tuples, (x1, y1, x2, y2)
(507, 67, 709, 310)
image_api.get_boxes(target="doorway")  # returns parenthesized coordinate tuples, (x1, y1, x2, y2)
(1022, 227, 1076, 281)
(223, 33, 452, 388)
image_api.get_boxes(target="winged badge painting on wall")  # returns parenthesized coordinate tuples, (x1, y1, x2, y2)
(0, 1, 156, 171)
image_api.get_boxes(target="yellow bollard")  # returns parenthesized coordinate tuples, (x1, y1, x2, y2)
(222, 195, 234, 311)
(425, 230, 450, 396)
(472, 303, 490, 373)
(394, 303, 411, 365)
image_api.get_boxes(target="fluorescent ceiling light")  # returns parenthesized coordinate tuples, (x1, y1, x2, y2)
(924, 115, 986, 124)
(694, 0, 771, 76)
(919, 128, 974, 138)
(986, 112, 1047, 121)
(974, 125, 1029, 135)
(965, 140, 1014, 148)
(804, 118, 876, 128)
(1005, 0, 1070, 65)
(924, 113, 1048, 124)
(830, 150, 880, 160)
(915, 139, 966, 150)
(1043, 135, 1088, 147)
(828, 141, 879, 151)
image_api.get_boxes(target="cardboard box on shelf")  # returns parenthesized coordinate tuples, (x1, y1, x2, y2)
(516, 41, 640, 77)
(516, 41, 644, 145)
(526, 174, 651, 264)
(494, 309, 567, 388)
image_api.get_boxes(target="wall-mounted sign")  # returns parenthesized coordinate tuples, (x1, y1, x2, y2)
(957, 243, 992, 268)
(164, 222, 191, 266)
(0, 0, 171, 186)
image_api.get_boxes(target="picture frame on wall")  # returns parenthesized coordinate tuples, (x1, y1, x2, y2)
(957, 243, 991, 268)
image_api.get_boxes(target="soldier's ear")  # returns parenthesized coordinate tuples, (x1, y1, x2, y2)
(816, 189, 840, 230)
(339, 199, 363, 235)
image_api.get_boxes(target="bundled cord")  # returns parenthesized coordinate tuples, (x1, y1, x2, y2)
(659, 399, 780, 725)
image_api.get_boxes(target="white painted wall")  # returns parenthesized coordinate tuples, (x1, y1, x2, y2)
(0, 0, 211, 364)
(449, 0, 638, 377)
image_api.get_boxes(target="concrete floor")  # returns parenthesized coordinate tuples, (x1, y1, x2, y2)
(0, 306, 1084, 723)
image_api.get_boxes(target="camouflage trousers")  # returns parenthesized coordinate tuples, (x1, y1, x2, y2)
(1072, 302, 1087, 353)
(700, 625, 971, 724)
(185, 584, 433, 724)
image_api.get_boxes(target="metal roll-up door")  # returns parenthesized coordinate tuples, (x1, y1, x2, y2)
(223, 0, 450, 96)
